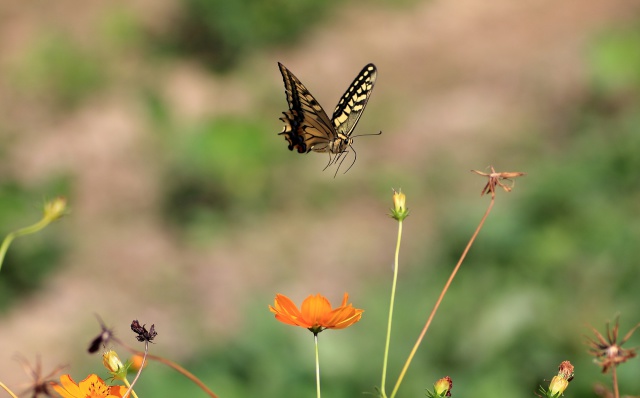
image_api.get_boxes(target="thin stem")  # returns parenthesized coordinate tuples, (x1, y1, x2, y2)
(612, 366, 619, 398)
(315, 334, 321, 398)
(380, 220, 403, 397)
(0, 218, 50, 272)
(113, 337, 219, 398)
(390, 197, 495, 398)
(0, 382, 19, 398)
(122, 342, 147, 398)
(0, 232, 15, 272)
(122, 377, 139, 398)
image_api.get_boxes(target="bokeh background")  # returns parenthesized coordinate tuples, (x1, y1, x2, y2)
(1, 0, 640, 396)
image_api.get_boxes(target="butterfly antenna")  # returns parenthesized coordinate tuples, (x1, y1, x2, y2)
(350, 130, 382, 139)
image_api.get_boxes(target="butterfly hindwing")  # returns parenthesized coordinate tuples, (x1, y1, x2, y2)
(278, 62, 335, 153)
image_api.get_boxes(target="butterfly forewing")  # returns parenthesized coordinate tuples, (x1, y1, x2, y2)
(331, 64, 377, 137)
(278, 62, 335, 153)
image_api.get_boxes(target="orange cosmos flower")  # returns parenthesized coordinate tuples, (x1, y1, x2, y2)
(269, 293, 363, 334)
(50, 374, 126, 398)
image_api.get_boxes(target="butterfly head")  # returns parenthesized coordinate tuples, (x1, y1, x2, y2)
(328, 134, 353, 155)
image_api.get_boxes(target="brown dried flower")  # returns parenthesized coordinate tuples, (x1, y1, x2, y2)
(471, 166, 526, 198)
(131, 319, 157, 343)
(586, 317, 639, 373)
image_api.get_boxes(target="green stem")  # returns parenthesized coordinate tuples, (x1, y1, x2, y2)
(0, 218, 51, 272)
(380, 220, 403, 397)
(315, 334, 321, 398)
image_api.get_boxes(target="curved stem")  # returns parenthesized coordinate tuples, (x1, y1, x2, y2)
(0, 218, 50, 272)
(0, 232, 16, 272)
(390, 198, 495, 398)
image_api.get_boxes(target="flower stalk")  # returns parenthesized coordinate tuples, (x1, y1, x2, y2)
(380, 190, 406, 397)
(315, 334, 321, 398)
(0, 197, 67, 272)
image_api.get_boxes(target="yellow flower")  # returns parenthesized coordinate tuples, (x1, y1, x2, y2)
(269, 293, 363, 334)
(50, 374, 126, 398)
(433, 376, 452, 396)
(43, 197, 68, 223)
(390, 189, 409, 221)
(103, 350, 124, 373)
(102, 350, 129, 381)
(548, 375, 568, 396)
(544, 361, 574, 397)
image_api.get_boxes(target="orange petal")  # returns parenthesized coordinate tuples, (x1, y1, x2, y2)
(324, 306, 363, 329)
(270, 294, 310, 328)
(109, 385, 127, 397)
(301, 294, 332, 326)
(51, 374, 82, 398)
(78, 374, 113, 397)
(340, 292, 349, 307)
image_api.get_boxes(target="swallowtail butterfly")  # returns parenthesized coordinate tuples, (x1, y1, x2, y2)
(278, 62, 378, 174)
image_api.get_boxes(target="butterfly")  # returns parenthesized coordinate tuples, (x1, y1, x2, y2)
(277, 62, 378, 174)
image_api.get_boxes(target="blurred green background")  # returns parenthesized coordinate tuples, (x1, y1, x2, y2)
(1, 0, 640, 397)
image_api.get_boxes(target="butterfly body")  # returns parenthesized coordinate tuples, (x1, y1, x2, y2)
(277, 62, 377, 171)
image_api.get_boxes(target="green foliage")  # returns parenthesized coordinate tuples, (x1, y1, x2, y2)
(98, 6, 146, 53)
(10, 33, 108, 109)
(588, 21, 640, 93)
(160, 0, 338, 71)
(160, 117, 282, 241)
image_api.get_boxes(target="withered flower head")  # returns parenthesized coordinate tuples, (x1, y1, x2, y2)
(471, 166, 526, 198)
(14, 354, 65, 398)
(557, 360, 574, 382)
(131, 320, 157, 343)
(586, 317, 639, 373)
